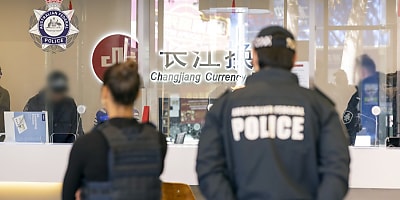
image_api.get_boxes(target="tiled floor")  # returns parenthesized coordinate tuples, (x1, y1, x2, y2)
(191, 187, 400, 200)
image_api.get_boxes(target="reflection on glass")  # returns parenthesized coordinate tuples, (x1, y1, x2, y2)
(157, 0, 275, 144)
(357, 55, 384, 145)
(328, 0, 385, 26)
(314, 0, 396, 146)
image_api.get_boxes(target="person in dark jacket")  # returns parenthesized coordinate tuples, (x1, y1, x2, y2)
(357, 54, 385, 144)
(343, 87, 361, 145)
(196, 26, 350, 200)
(343, 55, 386, 145)
(62, 60, 167, 200)
(0, 67, 10, 134)
(24, 71, 83, 143)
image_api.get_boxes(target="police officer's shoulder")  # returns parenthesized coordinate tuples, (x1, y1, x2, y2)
(231, 85, 245, 92)
(311, 87, 335, 107)
(214, 88, 235, 102)
(213, 85, 245, 99)
(218, 89, 231, 99)
(207, 88, 233, 114)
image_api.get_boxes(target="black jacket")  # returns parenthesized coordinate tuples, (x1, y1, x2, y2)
(0, 86, 10, 133)
(62, 118, 167, 200)
(343, 89, 361, 145)
(196, 68, 350, 200)
(24, 91, 83, 143)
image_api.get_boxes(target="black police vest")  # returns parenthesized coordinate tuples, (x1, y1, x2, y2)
(82, 122, 163, 200)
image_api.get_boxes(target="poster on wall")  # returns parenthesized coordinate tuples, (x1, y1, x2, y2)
(292, 62, 310, 88)
(28, 0, 79, 53)
(159, 98, 210, 142)
(180, 99, 208, 124)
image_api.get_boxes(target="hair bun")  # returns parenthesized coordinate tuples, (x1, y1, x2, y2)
(102, 59, 141, 106)
(125, 59, 139, 73)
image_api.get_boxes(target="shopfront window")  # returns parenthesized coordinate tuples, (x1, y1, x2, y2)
(1, 0, 398, 146)
(142, 0, 309, 144)
(313, 0, 397, 146)
(138, 0, 399, 146)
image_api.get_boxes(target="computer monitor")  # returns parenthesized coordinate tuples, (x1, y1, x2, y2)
(4, 111, 49, 143)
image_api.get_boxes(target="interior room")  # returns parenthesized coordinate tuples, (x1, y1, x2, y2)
(1, 0, 400, 199)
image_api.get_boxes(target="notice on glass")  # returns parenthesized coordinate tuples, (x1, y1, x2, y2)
(291, 62, 310, 88)
(169, 96, 180, 118)
(13, 115, 27, 134)
(180, 99, 208, 124)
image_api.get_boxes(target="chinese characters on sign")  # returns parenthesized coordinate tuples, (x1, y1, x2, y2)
(151, 46, 310, 88)
(151, 44, 253, 85)
(159, 45, 253, 70)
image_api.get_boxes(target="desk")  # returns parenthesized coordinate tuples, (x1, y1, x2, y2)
(1, 144, 400, 189)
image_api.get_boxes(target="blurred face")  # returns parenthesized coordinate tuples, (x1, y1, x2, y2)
(360, 67, 370, 79)
(49, 91, 67, 103)
(354, 65, 371, 83)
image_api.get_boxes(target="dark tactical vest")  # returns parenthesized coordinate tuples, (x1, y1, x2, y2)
(82, 122, 163, 200)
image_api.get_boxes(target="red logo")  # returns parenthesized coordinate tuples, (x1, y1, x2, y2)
(91, 34, 138, 82)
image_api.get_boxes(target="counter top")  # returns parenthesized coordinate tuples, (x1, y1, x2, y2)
(0, 143, 72, 182)
(1, 144, 400, 188)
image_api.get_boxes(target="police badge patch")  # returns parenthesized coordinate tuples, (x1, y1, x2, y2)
(29, 0, 79, 53)
(343, 111, 353, 124)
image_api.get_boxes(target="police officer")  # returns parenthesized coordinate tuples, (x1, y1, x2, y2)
(343, 87, 361, 145)
(196, 26, 350, 200)
(62, 60, 167, 200)
(343, 54, 386, 145)
(356, 55, 384, 144)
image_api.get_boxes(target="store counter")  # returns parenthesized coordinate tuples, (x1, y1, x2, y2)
(0, 144, 68, 200)
(0, 143, 197, 184)
(1, 144, 400, 189)
(163, 146, 400, 189)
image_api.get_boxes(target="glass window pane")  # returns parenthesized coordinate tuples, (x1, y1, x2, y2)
(328, 0, 386, 26)
(314, 0, 396, 146)
(150, 0, 281, 144)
